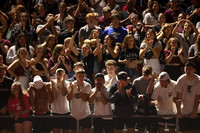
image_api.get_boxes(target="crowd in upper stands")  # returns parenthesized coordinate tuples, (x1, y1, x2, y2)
(0, 0, 200, 133)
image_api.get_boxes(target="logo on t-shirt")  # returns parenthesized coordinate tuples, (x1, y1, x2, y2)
(74, 93, 80, 98)
(95, 97, 101, 102)
(186, 85, 192, 93)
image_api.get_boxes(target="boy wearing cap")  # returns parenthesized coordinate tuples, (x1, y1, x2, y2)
(89, 73, 113, 133)
(109, 71, 138, 133)
(67, 69, 91, 133)
(196, 21, 200, 33)
(175, 62, 200, 132)
(28, 75, 53, 133)
(151, 72, 177, 133)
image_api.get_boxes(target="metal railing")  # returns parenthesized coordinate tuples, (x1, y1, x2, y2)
(0, 114, 198, 133)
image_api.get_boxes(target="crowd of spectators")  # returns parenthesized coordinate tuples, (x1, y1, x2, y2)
(0, 0, 200, 132)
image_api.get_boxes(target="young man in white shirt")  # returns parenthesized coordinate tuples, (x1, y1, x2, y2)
(89, 73, 113, 133)
(151, 72, 177, 133)
(67, 69, 91, 133)
(175, 62, 200, 132)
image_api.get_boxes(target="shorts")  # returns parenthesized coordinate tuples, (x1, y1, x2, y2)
(70, 117, 91, 129)
(52, 113, 71, 129)
(32, 112, 52, 133)
(93, 117, 113, 133)
(137, 116, 158, 131)
(157, 117, 176, 128)
(14, 117, 31, 124)
(179, 117, 200, 131)
(113, 117, 136, 130)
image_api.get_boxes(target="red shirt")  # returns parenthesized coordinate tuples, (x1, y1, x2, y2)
(8, 94, 31, 118)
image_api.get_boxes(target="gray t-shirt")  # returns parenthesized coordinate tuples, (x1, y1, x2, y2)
(78, 25, 102, 41)
(36, 25, 61, 43)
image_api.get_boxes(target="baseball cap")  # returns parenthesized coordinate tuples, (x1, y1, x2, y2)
(95, 73, 104, 79)
(196, 22, 200, 29)
(33, 75, 43, 89)
(117, 71, 128, 80)
(159, 72, 170, 81)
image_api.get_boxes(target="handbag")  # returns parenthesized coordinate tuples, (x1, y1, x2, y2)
(144, 48, 153, 59)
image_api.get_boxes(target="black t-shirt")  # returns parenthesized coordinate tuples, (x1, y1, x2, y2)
(58, 30, 79, 46)
(119, 47, 140, 61)
(80, 54, 95, 78)
(0, 77, 14, 109)
(109, 82, 138, 117)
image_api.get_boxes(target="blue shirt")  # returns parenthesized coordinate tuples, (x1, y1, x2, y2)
(102, 26, 128, 44)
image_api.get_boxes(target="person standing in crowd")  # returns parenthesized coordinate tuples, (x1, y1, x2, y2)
(164, 37, 186, 80)
(7, 48, 32, 90)
(0, 66, 14, 133)
(143, 1, 160, 27)
(151, 72, 177, 133)
(8, 82, 32, 133)
(36, 13, 60, 44)
(133, 65, 157, 133)
(67, 69, 91, 133)
(41, 34, 57, 60)
(28, 75, 53, 133)
(186, 0, 200, 25)
(139, 29, 162, 74)
(109, 71, 138, 133)
(172, 19, 198, 58)
(101, 34, 120, 65)
(104, 60, 118, 88)
(48, 44, 71, 79)
(80, 39, 101, 86)
(12, 12, 36, 45)
(30, 45, 49, 82)
(79, 13, 102, 48)
(98, 6, 112, 29)
(54, 2, 69, 32)
(175, 62, 200, 132)
(188, 34, 200, 75)
(58, 15, 78, 45)
(118, 34, 140, 82)
(134, 21, 146, 47)
(6, 33, 34, 65)
(67, 62, 92, 85)
(102, 12, 128, 45)
(89, 73, 113, 133)
(164, 0, 182, 23)
(50, 68, 70, 133)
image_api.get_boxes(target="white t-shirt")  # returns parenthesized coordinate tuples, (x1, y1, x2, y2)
(104, 75, 118, 88)
(69, 81, 91, 120)
(51, 80, 70, 114)
(104, 75, 118, 111)
(143, 12, 158, 25)
(175, 74, 200, 115)
(91, 87, 112, 117)
(151, 80, 177, 115)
